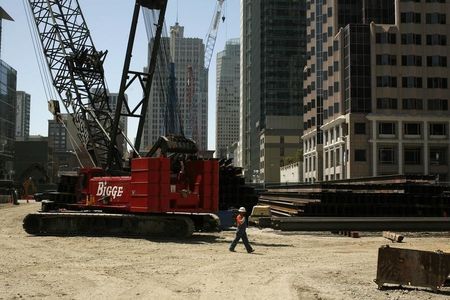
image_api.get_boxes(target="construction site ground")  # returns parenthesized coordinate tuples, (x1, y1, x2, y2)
(1, 203, 449, 300)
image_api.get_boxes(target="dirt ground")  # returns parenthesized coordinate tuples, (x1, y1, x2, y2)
(1, 203, 449, 300)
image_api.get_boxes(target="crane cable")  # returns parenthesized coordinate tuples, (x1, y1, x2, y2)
(22, 0, 57, 102)
(22, 0, 95, 167)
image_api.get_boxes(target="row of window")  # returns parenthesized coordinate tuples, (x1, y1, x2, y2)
(376, 33, 447, 45)
(377, 98, 449, 110)
(354, 122, 448, 136)
(376, 76, 448, 88)
(377, 122, 447, 136)
(376, 55, 447, 67)
(400, 12, 446, 24)
(401, 0, 446, 3)
(321, 147, 447, 166)
(376, 147, 447, 165)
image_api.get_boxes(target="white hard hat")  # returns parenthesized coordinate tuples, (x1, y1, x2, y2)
(238, 207, 246, 213)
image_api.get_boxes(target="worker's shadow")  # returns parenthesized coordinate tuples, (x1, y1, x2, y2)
(144, 233, 225, 244)
(145, 234, 293, 248)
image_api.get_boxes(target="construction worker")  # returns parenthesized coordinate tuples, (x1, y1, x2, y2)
(229, 207, 254, 253)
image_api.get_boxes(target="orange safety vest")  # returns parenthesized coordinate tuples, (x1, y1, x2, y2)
(236, 214, 245, 227)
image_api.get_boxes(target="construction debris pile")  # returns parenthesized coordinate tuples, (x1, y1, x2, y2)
(259, 175, 450, 217)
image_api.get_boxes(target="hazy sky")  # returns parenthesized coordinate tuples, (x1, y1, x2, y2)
(1, 0, 240, 150)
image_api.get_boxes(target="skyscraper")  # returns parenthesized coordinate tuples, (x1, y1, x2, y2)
(142, 23, 208, 151)
(240, 0, 306, 182)
(15, 91, 30, 141)
(0, 7, 15, 179)
(0, 60, 16, 180)
(109, 92, 128, 156)
(48, 114, 73, 153)
(215, 38, 240, 159)
(47, 114, 79, 182)
(303, 0, 450, 182)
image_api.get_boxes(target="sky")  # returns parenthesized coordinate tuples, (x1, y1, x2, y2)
(0, 0, 240, 151)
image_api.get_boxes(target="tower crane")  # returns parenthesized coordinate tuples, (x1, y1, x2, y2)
(186, 0, 225, 146)
(204, 0, 225, 70)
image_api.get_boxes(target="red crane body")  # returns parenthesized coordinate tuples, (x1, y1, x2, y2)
(83, 157, 218, 214)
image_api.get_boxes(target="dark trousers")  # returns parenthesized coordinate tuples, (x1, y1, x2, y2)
(229, 229, 253, 252)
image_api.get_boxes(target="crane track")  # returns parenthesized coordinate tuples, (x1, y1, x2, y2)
(23, 212, 197, 238)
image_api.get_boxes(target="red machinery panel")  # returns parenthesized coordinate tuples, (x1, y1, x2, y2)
(88, 177, 131, 209)
(84, 158, 219, 214)
(130, 157, 170, 212)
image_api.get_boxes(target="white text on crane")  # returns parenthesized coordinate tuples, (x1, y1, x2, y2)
(96, 182, 124, 199)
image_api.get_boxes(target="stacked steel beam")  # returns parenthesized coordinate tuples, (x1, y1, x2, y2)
(259, 175, 450, 217)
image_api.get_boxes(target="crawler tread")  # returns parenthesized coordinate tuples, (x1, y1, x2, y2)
(23, 212, 195, 238)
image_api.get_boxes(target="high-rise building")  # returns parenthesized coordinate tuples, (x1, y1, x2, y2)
(48, 114, 72, 153)
(109, 92, 128, 156)
(142, 23, 208, 151)
(15, 91, 30, 141)
(215, 38, 240, 159)
(47, 114, 79, 182)
(0, 7, 15, 180)
(240, 0, 306, 182)
(0, 60, 16, 180)
(303, 0, 450, 182)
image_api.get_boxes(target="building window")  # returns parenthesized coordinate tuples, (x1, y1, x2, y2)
(402, 98, 423, 110)
(334, 82, 339, 92)
(379, 147, 395, 164)
(333, 41, 339, 52)
(334, 102, 340, 114)
(325, 151, 329, 168)
(376, 54, 397, 65)
(328, 26, 333, 37)
(379, 122, 396, 135)
(377, 98, 397, 109)
(404, 123, 421, 135)
(404, 148, 421, 165)
(427, 78, 448, 89)
(428, 99, 448, 110)
(401, 12, 421, 24)
(401, 33, 421, 45)
(430, 123, 447, 136)
(333, 61, 339, 72)
(377, 76, 397, 87)
(426, 13, 446, 24)
(426, 34, 447, 45)
(376, 32, 396, 44)
(430, 148, 447, 165)
(402, 77, 422, 88)
(355, 149, 366, 162)
(427, 56, 447, 67)
(401, 55, 422, 66)
(355, 123, 366, 134)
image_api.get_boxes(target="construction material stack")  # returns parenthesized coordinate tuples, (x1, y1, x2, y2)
(259, 175, 450, 218)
